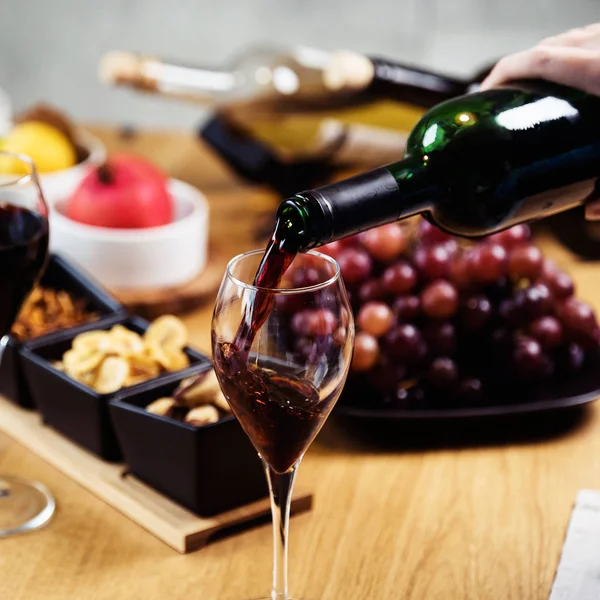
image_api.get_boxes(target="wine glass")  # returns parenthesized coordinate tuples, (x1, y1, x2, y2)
(0, 151, 54, 536)
(212, 249, 354, 600)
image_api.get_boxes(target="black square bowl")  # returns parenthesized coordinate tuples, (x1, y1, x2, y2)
(20, 316, 211, 462)
(0, 254, 126, 408)
(109, 373, 268, 517)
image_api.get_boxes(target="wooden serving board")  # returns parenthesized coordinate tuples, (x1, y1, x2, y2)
(0, 398, 312, 553)
(110, 250, 227, 319)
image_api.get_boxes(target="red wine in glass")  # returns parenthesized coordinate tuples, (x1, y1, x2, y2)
(213, 348, 343, 474)
(214, 215, 327, 474)
(0, 204, 49, 335)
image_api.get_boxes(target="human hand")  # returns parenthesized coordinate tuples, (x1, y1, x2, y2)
(481, 24, 600, 94)
(481, 24, 600, 220)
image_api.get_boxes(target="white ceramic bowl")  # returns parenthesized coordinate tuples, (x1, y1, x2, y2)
(39, 130, 106, 203)
(49, 178, 209, 289)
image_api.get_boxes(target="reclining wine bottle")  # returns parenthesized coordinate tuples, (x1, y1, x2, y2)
(100, 47, 491, 178)
(99, 46, 483, 114)
(274, 80, 600, 252)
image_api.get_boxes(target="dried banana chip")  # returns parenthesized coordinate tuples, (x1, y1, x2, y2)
(94, 356, 130, 394)
(72, 330, 112, 354)
(107, 325, 145, 356)
(124, 375, 152, 387)
(128, 353, 161, 378)
(144, 340, 172, 371)
(164, 348, 190, 372)
(145, 315, 187, 351)
(58, 315, 191, 393)
(62, 348, 105, 377)
(79, 371, 97, 387)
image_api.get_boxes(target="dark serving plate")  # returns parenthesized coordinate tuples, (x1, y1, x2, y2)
(0, 254, 126, 408)
(110, 371, 268, 517)
(336, 360, 600, 421)
(20, 316, 211, 461)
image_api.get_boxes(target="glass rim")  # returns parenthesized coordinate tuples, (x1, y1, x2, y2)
(225, 248, 341, 295)
(0, 151, 39, 188)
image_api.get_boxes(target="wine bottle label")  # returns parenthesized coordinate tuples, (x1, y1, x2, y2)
(316, 119, 407, 166)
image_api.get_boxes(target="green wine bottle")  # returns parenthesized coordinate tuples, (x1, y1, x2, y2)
(276, 80, 600, 251)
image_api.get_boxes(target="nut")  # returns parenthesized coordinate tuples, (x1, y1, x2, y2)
(185, 405, 220, 427)
(175, 369, 226, 408)
(146, 397, 177, 417)
(212, 388, 230, 412)
(174, 372, 208, 404)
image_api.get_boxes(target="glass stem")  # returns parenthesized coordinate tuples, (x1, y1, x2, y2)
(263, 459, 300, 600)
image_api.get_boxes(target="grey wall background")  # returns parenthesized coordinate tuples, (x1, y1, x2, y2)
(0, 0, 598, 129)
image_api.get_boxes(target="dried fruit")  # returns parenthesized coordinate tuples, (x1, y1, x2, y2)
(11, 286, 99, 341)
(63, 348, 105, 377)
(94, 357, 130, 394)
(108, 325, 145, 355)
(165, 348, 190, 372)
(53, 315, 190, 393)
(145, 315, 188, 351)
(72, 330, 112, 354)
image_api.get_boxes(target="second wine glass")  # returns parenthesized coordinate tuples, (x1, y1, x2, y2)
(0, 151, 54, 536)
(212, 249, 354, 600)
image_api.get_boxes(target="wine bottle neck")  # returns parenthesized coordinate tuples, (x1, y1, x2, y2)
(278, 155, 436, 251)
(99, 52, 237, 102)
(366, 57, 468, 107)
(144, 61, 237, 99)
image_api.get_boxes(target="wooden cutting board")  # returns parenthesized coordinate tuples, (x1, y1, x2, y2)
(0, 397, 312, 553)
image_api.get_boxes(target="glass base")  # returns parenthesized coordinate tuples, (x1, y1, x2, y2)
(0, 476, 55, 536)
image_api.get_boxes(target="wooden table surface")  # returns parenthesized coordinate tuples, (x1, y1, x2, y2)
(2, 126, 600, 600)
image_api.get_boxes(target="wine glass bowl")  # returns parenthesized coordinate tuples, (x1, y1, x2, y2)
(0, 154, 49, 335)
(0, 151, 54, 536)
(212, 249, 354, 599)
(213, 250, 353, 472)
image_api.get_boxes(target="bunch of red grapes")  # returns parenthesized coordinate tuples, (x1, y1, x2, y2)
(318, 219, 600, 409)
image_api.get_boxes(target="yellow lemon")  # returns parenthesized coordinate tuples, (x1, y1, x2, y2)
(0, 121, 76, 174)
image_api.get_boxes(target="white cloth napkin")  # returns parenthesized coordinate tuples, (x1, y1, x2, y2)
(549, 490, 600, 600)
